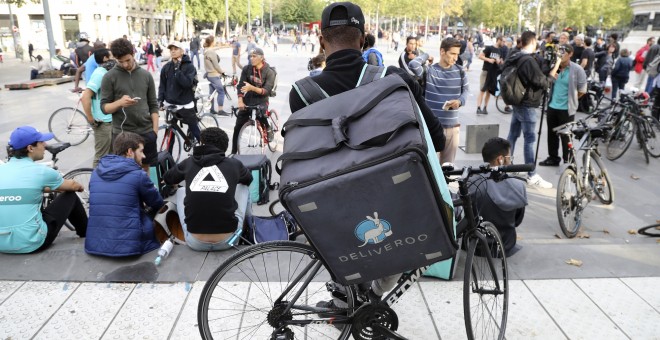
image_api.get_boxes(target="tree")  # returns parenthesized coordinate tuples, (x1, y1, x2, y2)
(277, 0, 324, 27)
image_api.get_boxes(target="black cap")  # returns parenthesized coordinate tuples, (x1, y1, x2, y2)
(321, 2, 365, 33)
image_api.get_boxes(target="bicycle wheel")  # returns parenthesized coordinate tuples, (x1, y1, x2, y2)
(495, 96, 507, 114)
(157, 126, 182, 162)
(48, 107, 91, 146)
(638, 224, 660, 237)
(642, 116, 660, 158)
(237, 121, 264, 155)
(584, 151, 614, 205)
(63, 167, 94, 230)
(267, 109, 279, 152)
(556, 168, 582, 238)
(463, 221, 508, 340)
(198, 241, 355, 340)
(199, 112, 219, 129)
(606, 116, 635, 161)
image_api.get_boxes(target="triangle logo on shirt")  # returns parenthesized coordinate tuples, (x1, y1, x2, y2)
(189, 165, 229, 193)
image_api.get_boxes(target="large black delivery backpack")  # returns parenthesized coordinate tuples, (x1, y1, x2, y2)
(278, 65, 456, 286)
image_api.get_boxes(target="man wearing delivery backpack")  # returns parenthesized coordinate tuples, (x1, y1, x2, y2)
(286, 1, 449, 313)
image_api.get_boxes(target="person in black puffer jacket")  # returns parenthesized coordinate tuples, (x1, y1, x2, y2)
(158, 41, 200, 141)
(610, 48, 633, 100)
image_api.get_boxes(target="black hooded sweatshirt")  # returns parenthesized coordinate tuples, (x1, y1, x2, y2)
(158, 54, 197, 105)
(502, 51, 555, 107)
(163, 144, 252, 233)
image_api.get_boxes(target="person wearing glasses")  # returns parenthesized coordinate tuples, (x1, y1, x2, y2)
(231, 47, 276, 154)
(468, 137, 528, 257)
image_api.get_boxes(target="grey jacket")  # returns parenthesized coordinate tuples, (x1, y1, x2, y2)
(549, 61, 587, 116)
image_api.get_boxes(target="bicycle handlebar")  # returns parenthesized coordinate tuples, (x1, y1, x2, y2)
(443, 163, 535, 177)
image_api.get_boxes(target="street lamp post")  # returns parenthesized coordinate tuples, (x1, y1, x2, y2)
(7, 2, 20, 59)
(42, 0, 56, 58)
(248, 0, 252, 35)
(181, 0, 187, 38)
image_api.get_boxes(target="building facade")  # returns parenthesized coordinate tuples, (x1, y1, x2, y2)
(622, 0, 660, 51)
(0, 0, 176, 59)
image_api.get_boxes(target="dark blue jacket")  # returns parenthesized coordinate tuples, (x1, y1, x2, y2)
(611, 57, 633, 81)
(85, 155, 164, 257)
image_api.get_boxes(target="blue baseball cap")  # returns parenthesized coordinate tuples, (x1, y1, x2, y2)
(9, 126, 54, 149)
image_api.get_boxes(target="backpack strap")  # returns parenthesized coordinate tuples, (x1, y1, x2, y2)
(293, 77, 329, 107)
(356, 64, 386, 87)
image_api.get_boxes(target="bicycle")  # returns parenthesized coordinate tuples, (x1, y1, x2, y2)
(196, 74, 238, 115)
(48, 89, 94, 146)
(638, 223, 660, 237)
(4, 142, 93, 231)
(605, 92, 660, 164)
(196, 163, 534, 340)
(553, 119, 614, 238)
(158, 104, 219, 162)
(234, 105, 279, 155)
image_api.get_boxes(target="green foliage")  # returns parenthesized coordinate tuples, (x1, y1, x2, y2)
(277, 0, 324, 24)
(3, 0, 39, 7)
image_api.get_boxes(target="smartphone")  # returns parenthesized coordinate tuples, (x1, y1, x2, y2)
(443, 101, 452, 110)
(132, 97, 141, 101)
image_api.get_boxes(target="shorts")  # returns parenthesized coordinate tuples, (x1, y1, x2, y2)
(480, 70, 488, 91)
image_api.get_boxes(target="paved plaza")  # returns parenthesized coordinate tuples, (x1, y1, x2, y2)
(1, 37, 659, 339)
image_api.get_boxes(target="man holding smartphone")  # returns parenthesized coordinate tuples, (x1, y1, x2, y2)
(409, 37, 468, 164)
(100, 38, 159, 172)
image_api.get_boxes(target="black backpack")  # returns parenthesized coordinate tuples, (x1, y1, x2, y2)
(499, 55, 532, 106)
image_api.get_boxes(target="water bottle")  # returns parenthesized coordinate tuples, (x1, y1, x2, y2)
(154, 239, 174, 266)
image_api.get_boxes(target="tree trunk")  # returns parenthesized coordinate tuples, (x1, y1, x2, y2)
(170, 10, 178, 41)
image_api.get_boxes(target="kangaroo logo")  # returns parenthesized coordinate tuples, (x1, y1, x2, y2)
(355, 212, 393, 247)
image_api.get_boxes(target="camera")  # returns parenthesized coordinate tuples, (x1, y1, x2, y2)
(544, 37, 562, 68)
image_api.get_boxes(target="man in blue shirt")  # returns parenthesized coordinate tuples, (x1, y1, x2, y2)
(409, 37, 468, 164)
(81, 49, 114, 167)
(0, 126, 87, 254)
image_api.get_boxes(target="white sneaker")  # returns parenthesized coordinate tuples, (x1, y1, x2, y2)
(527, 174, 553, 189)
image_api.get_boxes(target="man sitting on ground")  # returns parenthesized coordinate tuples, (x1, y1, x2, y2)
(164, 127, 252, 251)
(85, 132, 163, 257)
(468, 137, 527, 256)
(0, 126, 87, 253)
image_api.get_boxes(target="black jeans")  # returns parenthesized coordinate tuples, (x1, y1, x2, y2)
(231, 107, 269, 154)
(175, 107, 201, 142)
(37, 191, 88, 252)
(546, 107, 573, 162)
(652, 87, 660, 121)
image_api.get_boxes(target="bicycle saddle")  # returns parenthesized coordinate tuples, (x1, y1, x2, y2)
(587, 125, 612, 139)
(45, 142, 71, 157)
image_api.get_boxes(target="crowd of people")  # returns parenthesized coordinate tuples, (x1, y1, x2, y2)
(2, 3, 659, 272)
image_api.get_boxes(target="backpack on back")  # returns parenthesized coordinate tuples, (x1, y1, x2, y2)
(499, 55, 532, 106)
(647, 54, 660, 78)
(281, 65, 456, 286)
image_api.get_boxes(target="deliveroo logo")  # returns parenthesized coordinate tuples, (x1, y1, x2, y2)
(355, 212, 393, 247)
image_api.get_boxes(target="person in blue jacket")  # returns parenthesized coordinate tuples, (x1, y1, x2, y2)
(85, 132, 164, 257)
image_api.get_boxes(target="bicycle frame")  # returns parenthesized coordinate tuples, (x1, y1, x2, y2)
(161, 110, 195, 152)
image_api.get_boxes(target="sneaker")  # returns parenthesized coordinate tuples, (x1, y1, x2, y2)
(315, 300, 347, 318)
(476, 107, 482, 114)
(482, 107, 489, 114)
(215, 110, 231, 116)
(527, 174, 553, 189)
(539, 157, 561, 166)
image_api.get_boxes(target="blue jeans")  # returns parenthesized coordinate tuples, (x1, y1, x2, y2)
(191, 50, 200, 68)
(175, 185, 252, 251)
(508, 106, 539, 176)
(207, 75, 225, 111)
(645, 75, 655, 94)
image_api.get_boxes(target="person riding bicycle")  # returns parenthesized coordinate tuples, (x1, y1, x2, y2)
(288, 1, 446, 308)
(0, 126, 88, 254)
(231, 47, 276, 154)
(467, 137, 527, 257)
(163, 127, 253, 251)
(158, 41, 201, 143)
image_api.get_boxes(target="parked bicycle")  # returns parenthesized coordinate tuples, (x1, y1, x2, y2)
(196, 163, 534, 340)
(233, 105, 279, 155)
(48, 89, 94, 146)
(553, 119, 614, 238)
(605, 92, 660, 164)
(158, 105, 217, 162)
